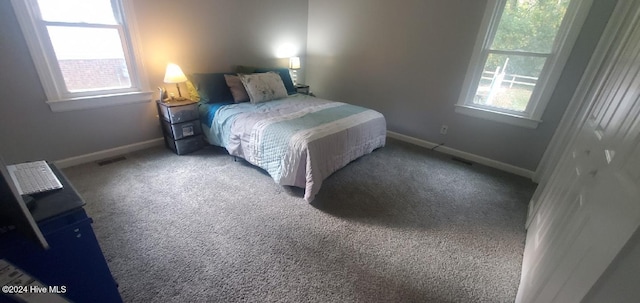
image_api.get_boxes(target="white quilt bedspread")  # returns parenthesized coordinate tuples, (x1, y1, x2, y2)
(203, 95, 386, 201)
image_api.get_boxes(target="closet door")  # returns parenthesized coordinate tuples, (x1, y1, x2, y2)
(516, 2, 640, 302)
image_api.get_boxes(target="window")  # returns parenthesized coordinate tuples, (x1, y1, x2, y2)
(11, 0, 151, 112)
(456, 0, 593, 128)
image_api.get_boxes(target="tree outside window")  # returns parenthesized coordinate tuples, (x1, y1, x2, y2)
(474, 0, 570, 112)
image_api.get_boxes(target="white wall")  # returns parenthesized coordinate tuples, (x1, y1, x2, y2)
(583, 227, 640, 302)
(0, 0, 308, 164)
(305, 0, 616, 171)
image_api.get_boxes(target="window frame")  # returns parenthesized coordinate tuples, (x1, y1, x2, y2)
(11, 0, 151, 112)
(455, 0, 593, 129)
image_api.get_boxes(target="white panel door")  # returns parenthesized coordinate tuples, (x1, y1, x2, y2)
(516, 2, 640, 302)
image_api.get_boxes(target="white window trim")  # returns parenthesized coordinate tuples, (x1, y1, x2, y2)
(455, 0, 593, 129)
(11, 0, 152, 112)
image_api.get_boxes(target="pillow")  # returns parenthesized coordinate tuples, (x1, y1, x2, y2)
(236, 65, 296, 95)
(189, 73, 234, 103)
(224, 74, 250, 103)
(256, 68, 296, 95)
(239, 72, 288, 104)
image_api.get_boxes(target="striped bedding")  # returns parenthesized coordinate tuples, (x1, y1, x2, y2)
(201, 94, 386, 201)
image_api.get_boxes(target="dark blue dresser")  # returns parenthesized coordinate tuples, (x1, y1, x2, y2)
(0, 165, 122, 303)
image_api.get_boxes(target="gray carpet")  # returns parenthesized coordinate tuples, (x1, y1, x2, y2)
(63, 138, 536, 302)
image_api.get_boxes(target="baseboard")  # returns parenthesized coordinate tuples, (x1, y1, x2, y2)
(54, 138, 164, 168)
(54, 133, 534, 177)
(387, 131, 535, 179)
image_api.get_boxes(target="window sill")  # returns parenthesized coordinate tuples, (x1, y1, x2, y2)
(454, 104, 541, 129)
(47, 91, 153, 112)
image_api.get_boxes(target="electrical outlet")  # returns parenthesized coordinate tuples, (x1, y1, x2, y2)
(440, 125, 448, 135)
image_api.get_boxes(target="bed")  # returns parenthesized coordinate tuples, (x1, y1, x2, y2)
(190, 69, 386, 201)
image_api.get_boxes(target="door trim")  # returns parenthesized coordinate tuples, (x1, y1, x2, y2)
(527, 0, 633, 228)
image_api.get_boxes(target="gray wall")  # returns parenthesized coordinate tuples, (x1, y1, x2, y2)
(0, 0, 308, 164)
(0, 0, 614, 171)
(305, 0, 616, 171)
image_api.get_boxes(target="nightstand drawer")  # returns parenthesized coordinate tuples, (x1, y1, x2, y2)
(161, 120, 202, 140)
(165, 135, 204, 155)
(157, 101, 198, 123)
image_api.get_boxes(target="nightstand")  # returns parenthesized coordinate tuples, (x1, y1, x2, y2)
(156, 99, 204, 155)
(295, 84, 310, 95)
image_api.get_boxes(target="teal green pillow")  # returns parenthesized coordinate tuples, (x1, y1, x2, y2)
(189, 73, 235, 103)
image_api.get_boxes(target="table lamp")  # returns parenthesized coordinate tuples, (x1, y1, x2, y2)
(164, 63, 188, 100)
(289, 57, 300, 85)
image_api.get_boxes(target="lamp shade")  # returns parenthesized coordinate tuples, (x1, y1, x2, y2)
(163, 63, 188, 83)
(289, 57, 301, 69)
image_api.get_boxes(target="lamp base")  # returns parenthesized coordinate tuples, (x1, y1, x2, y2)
(164, 91, 189, 102)
(175, 83, 185, 99)
(289, 69, 298, 85)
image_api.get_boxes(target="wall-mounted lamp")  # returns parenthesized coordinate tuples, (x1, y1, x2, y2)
(163, 63, 188, 100)
(289, 57, 301, 85)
